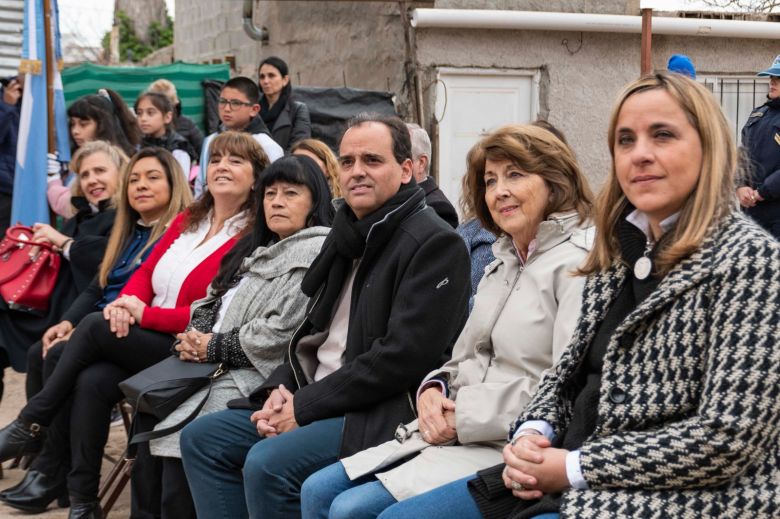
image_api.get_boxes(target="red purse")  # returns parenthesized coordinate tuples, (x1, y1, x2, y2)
(0, 225, 61, 313)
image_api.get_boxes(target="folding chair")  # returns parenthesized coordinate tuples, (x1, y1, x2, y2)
(98, 400, 134, 517)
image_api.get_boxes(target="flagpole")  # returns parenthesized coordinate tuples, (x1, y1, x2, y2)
(42, 0, 55, 154)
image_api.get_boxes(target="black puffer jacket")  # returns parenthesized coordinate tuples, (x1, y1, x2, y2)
(141, 131, 197, 162)
(250, 195, 470, 457)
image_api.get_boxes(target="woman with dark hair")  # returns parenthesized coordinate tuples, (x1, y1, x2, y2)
(0, 147, 192, 514)
(128, 155, 333, 518)
(49, 89, 142, 218)
(258, 56, 312, 151)
(0, 132, 266, 518)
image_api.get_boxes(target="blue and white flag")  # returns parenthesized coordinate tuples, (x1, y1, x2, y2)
(12, 0, 70, 226)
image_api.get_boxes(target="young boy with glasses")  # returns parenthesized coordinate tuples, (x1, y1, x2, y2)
(196, 77, 284, 196)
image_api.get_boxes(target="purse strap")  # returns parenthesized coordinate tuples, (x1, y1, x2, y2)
(127, 364, 227, 447)
(2, 226, 57, 251)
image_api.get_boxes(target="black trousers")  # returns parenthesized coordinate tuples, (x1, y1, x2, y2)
(25, 340, 70, 480)
(130, 412, 196, 519)
(21, 312, 174, 501)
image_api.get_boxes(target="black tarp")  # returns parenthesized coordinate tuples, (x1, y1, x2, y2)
(202, 81, 397, 149)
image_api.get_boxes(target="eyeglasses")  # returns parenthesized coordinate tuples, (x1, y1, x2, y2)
(218, 98, 254, 109)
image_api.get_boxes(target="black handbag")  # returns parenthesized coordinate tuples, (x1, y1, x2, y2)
(119, 355, 228, 445)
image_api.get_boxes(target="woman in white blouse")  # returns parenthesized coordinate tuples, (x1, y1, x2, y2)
(0, 132, 268, 517)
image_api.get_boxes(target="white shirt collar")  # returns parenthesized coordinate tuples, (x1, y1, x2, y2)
(626, 209, 680, 242)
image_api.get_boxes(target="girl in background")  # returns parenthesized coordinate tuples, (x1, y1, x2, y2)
(147, 79, 204, 157)
(49, 89, 141, 218)
(135, 92, 197, 183)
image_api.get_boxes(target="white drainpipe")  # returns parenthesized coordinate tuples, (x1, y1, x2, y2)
(410, 8, 780, 39)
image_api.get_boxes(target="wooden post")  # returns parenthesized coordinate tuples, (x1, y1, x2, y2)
(42, 0, 55, 154)
(641, 8, 653, 76)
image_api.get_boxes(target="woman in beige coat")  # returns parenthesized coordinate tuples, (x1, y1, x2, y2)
(300, 123, 594, 519)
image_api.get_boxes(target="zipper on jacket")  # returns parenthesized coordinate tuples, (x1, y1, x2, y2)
(288, 286, 325, 390)
(480, 265, 522, 384)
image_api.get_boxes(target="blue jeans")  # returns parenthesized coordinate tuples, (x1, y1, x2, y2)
(302, 465, 559, 519)
(375, 475, 482, 519)
(301, 461, 397, 519)
(180, 408, 344, 519)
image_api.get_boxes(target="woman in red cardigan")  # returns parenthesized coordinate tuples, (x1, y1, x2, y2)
(0, 132, 270, 518)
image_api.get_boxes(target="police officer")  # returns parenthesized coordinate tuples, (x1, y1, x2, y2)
(740, 55, 780, 239)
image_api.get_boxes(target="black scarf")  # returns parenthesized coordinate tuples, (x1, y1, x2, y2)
(766, 96, 780, 110)
(259, 91, 288, 129)
(301, 181, 424, 330)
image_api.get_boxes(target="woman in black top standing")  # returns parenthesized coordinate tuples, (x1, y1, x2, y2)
(258, 56, 311, 151)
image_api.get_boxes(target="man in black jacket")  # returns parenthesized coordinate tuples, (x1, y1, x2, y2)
(180, 113, 470, 519)
(407, 122, 459, 228)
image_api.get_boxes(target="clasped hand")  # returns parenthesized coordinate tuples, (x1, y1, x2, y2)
(41, 320, 74, 357)
(737, 186, 763, 208)
(250, 384, 297, 438)
(175, 330, 213, 363)
(102, 295, 147, 338)
(417, 386, 457, 445)
(502, 433, 570, 500)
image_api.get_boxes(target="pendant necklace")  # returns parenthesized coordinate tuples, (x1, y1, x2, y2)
(634, 239, 654, 280)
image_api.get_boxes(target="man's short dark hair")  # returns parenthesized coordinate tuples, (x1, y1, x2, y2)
(345, 113, 412, 166)
(222, 77, 260, 104)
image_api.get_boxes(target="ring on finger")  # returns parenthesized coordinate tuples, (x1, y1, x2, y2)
(511, 481, 524, 491)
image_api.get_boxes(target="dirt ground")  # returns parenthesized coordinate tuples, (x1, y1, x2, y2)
(0, 370, 131, 518)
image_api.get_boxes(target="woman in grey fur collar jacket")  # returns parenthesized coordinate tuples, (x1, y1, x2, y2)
(485, 73, 780, 519)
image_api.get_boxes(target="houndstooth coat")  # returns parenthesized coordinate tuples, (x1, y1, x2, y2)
(511, 212, 780, 518)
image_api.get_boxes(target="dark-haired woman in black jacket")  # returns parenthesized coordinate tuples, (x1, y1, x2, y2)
(258, 56, 312, 151)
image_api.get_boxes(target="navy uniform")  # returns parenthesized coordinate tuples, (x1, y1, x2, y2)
(741, 56, 780, 239)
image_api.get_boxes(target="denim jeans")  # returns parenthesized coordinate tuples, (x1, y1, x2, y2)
(375, 475, 482, 519)
(301, 461, 396, 519)
(180, 408, 344, 519)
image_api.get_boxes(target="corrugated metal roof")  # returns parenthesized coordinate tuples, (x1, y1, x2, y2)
(0, 0, 24, 79)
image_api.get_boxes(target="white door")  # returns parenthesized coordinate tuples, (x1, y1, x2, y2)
(435, 69, 539, 216)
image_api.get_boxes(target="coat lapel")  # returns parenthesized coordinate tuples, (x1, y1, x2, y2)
(558, 264, 626, 382)
(612, 228, 717, 339)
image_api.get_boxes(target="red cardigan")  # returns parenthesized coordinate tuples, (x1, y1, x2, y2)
(120, 211, 238, 334)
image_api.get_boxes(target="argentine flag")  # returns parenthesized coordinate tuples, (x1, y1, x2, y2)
(12, 0, 70, 225)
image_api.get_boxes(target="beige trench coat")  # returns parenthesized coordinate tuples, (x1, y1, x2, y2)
(341, 212, 592, 501)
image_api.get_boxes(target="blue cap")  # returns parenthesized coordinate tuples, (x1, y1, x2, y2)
(667, 54, 696, 79)
(757, 54, 780, 77)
